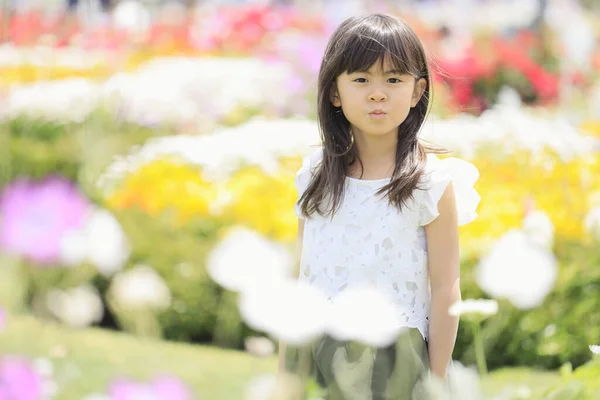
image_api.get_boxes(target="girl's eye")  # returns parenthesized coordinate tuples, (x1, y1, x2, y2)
(353, 78, 368, 83)
(388, 78, 402, 83)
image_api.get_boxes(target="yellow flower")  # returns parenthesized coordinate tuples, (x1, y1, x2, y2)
(106, 158, 216, 225)
(460, 150, 600, 256)
(222, 157, 301, 243)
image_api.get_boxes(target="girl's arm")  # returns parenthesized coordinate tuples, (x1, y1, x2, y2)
(278, 218, 305, 372)
(424, 183, 461, 379)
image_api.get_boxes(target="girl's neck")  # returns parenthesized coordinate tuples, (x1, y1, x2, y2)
(348, 128, 398, 180)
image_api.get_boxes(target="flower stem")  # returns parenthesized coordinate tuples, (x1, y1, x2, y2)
(473, 321, 488, 376)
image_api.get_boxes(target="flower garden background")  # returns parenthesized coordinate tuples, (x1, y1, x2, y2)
(1, 0, 600, 399)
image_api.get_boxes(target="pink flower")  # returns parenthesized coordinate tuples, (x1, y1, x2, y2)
(0, 176, 90, 265)
(0, 308, 5, 331)
(0, 356, 44, 400)
(109, 376, 194, 400)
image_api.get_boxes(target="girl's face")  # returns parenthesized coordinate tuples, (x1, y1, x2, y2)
(331, 59, 426, 139)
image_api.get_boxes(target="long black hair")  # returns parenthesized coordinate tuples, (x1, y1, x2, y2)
(299, 13, 441, 219)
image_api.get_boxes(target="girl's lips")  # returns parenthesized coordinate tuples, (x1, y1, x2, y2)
(369, 111, 387, 119)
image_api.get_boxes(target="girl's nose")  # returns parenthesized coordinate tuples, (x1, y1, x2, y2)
(369, 90, 387, 102)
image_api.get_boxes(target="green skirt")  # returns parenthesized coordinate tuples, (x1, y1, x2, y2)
(284, 328, 433, 400)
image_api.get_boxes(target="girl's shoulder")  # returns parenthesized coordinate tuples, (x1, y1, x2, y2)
(416, 153, 480, 227)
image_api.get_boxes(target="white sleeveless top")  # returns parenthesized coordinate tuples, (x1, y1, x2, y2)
(294, 148, 480, 340)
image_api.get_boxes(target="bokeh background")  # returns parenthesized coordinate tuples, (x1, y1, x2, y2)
(0, 0, 599, 399)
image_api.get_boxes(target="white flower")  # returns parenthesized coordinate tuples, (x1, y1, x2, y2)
(59, 208, 130, 276)
(475, 230, 557, 309)
(207, 227, 293, 293)
(32, 357, 59, 398)
(85, 209, 130, 276)
(448, 299, 498, 317)
(244, 374, 277, 400)
(244, 336, 275, 358)
(109, 265, 172, 311)
(4, 78, 100, 122)
(112, 0, 151, 34)
(522, 210, 554, 250)
(97, 118, 321, 192)
(45, 285, 104, 328)
(444, 362, 484, 400)
(327, 287, 406, 347)
(590, 345, 600, 355)
(420, 106, 599, 162)
(239, 279, 329, 345)
(584, 207, 600, 241)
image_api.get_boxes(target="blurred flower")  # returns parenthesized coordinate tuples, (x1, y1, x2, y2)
(590, 345, 600, 355)
(584, 206, 600, 241)
(522, 210, 554, 250)
(98, 118, 320, 191)
(108, 375, 194, 400)
(4, 78, 100, 122)
(421, 106, 599, 162)
(224, 166, 299, 242)
(239, 279, 328, 345)
(244, 374, 277, 400)
(244, 336, 275, 358)
(207, 227, 293, 293)
(326, 287, 406, 347)
(0, 308, 5, 331)
(112, 0, 151, 35)
(83, 209, 130, 276)
(46, 285, 104, 328)
(0, 356, 54, 400)
(0, 176, 90, 265)
(444, 362, 484, 400)
(448, 299, 498, 318)
(60, 208, 130, 276)
(101, 57, 295, 129)
(105, 159, 217, 223)
(109, 265, 171, 311)
(476, 230, 557, 309)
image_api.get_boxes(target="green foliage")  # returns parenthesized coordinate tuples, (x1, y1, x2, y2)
(454, 240, 600, 371)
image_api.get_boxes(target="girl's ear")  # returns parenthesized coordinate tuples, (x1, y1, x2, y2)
(411, 78, 427, 108)
(330, 85, 342, 107)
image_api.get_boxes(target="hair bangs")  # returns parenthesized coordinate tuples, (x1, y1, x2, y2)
(342, 24, 420, 77)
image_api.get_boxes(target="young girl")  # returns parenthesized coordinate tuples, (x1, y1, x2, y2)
(280, 13, 480, 399)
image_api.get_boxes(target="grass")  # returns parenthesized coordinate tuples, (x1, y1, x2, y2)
(0, 315, 561, 399)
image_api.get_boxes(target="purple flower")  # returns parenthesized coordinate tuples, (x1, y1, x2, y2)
(109, 375, 194, 400)
(0, 176, 90, 265)
(0, 356, 44, 400)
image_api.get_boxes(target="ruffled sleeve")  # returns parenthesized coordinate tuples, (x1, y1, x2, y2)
(418, 154, 480, 226)
(294, 148, 323, 219)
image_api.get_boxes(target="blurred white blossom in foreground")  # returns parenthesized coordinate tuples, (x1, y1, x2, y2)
(207, 227, 293, 293)
(521, 210, 555, 250)
(239, 279, 329, 346)
(46, 285, 104, 328)
(476, 229, 557, 309)
(444, 362, 484, 400)
(108, 265, 171, 311)
(448, 299, 498, 318)
(244, 336, 275, 358)
(244, 374, 278, 400)
(326, 287, 406, 347)
(59, 208, 130, 276)
(590, 345, 600, 355)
